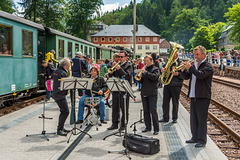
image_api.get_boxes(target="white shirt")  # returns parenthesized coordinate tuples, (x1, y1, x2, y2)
(189, 58, 206, 98)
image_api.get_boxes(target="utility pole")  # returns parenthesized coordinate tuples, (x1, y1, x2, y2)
(133, 0, 136, 59)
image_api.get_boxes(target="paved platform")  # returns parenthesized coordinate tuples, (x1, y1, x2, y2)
(0, 85, 227, 160)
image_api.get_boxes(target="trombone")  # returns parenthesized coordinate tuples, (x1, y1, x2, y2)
(135, 65, 146, 81)
(108, 61, 120, 74)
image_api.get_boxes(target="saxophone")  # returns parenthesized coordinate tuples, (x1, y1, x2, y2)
(161, 42, 184, 85)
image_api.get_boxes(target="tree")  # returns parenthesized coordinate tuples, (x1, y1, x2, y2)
(67, 0, 102, 40)
(224, 3, 240, 43)
(18, 0, 66, 32)
(0, 0, 15, 13)
(208, 22, 226, 47)
(172, 8, 208, 47)
(189, 26, 213, 49)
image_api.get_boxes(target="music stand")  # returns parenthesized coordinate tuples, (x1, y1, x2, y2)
(60, 77, 93, 143)
(105, 78, 134, 160)
(26, 100, 55, 141)
(103, 78, 126, 140)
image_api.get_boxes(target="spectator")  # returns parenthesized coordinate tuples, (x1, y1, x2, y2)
(95, 59, 100, 71)
(219, 62, 226, 77)
(0, 43, 10, 55)
(100, 59, 108, 77)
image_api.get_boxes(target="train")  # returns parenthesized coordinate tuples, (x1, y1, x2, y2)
(0, 10, 120, 106)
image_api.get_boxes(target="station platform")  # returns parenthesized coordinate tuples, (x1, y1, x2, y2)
(0, 85, 228, 160)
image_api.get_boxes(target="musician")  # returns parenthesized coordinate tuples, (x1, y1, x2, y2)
(138, 55, 160, 135)
(107, 53, 119, 69)
(52, 58, 71, 136)
(181, 45, 213, 148)
(107, 51, 133, 130)
(159, 54, 183, 123)
(76, 66, 108, 124)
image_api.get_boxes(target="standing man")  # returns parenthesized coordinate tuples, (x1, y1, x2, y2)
(52, 58, 71, 136)
(41, 60, 56, 101)
(107, 53, 119, 69)
(181, 45, 213, 148)
(159, 54, 183, 123)
(71, 52, 87, 96)
(219, 62, 225, 77)
(107, 51, 133, 130)
(138, 55, 160, 135)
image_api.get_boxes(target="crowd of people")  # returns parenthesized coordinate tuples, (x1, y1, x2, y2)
(40, 45, 213, 148)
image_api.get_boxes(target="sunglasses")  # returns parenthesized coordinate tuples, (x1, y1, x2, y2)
(119, 56, 125, 58)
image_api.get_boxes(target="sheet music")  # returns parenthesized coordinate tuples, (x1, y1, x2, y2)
(60, 77, 93, 91)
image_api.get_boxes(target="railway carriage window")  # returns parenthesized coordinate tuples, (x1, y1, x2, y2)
(81, 45, 83, 52)
(0, 24, 12, 55)
(68, 42, 72, 58)
(84, 46, 88, 54)
(75, 44, 79, 53)
(22, 30, 33, 56)
(89, 47, 92, 55)
(58, 39, 64, 57)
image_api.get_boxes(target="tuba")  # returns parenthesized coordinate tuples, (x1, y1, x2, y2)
(108, 61, 120, 74)
(161, 42, 184, 85)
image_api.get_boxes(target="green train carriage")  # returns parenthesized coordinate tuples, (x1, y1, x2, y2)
(0, 10, 43, 104)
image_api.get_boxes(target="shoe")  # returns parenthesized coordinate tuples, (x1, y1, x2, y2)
(153, 131, 159, 135)
(142, 128, 151, 132)
(45, 98, 49, 102)
(119, 126, 125, 130)
(63, 128, 71, 133)
(159, 118, 169, 123)
(186, 139, 197, 143)
(57, 130, 67, 136)
(195, 143, 205, 148)
(100, 120, 107, 124)
(107, 125, 118, 130)
(75, 120, 83, 124)
(172, 120, 177, 123)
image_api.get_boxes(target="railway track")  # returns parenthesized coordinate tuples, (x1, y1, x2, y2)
(181, 82, 240, 159)
(0, 94, 46, 117)
(212, 77, 240, 89)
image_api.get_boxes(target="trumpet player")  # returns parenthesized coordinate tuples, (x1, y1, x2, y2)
(137, 55, 160, 135)
(107, 51, 133, 130)
(181, 45, 213, 148)
(159, 53, 183, 124)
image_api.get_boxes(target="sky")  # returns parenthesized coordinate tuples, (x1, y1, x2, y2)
(13, 0, 142, 15)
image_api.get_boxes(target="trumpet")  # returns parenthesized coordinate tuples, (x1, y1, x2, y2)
(135, 65, 146, 81)
(108, 61, 120, 74)
(174, 59, 195, 71)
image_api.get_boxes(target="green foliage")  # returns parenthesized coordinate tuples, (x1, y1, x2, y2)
(234, 45, 240, 50)
(0, 0, 15, 13)
(224, 3, 240, 43)
(18, 0, 66, 32)
(67, 0, 103, 40)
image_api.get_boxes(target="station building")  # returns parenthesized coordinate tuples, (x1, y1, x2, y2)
(91, 25, 160, 57)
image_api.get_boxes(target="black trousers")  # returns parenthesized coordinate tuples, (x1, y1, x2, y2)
(111, 92, 129, 127)
(190, 98, 210, 144)
(142, 95, 159, 131)
(55, 98, 69, 131)
(162, 85, 181, 121)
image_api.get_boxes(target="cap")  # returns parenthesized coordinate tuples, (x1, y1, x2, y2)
(76, 52, 82, 56)
(85, 55, 91, 59)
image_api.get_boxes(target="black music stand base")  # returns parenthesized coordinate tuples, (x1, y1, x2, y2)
(103, 129, 125, 140)
(26, 101, 55, 141)
(108, 148, 131, 159)
(130, 119, 144, 135)
(67, 125, 92, 143)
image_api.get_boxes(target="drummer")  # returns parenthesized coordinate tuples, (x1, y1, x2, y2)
(75, 66, 108, 124)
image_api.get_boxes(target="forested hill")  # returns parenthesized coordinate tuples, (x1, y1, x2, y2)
(99, 0, 240, 48)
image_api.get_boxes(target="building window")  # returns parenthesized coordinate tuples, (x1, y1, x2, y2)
(108, 37, 112, 42)
(146, 37, 149, 42)
(116, 37, 120, 42)
(59, 39, 64, 57)
(153, 45, 157, 50)
(0, 24, 12, 55)
(131, 37, 133, 42)
(138, 37, 142, 42)
(68, 42, 72, 58)
(138, 45, 142, 50)
(22, 30, 33, 56)
(145, 45, 150, 50)
(94, 38, 98, 42)
(101, 37, 105, 42)
(153, 37, 157, 41)
(123, 37, 127, 42)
